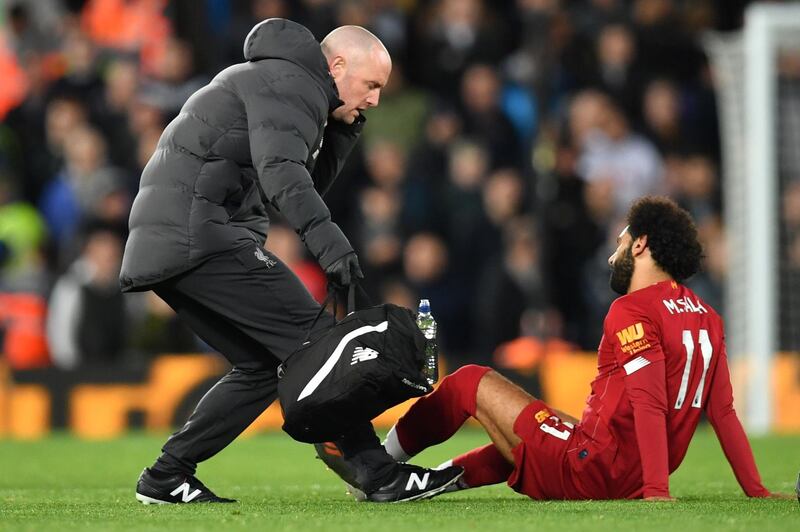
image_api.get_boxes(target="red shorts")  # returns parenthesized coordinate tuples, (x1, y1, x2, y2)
(507, 400, 612, 500)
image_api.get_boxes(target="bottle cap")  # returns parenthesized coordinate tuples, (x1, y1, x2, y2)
(418, 299, 431, 313)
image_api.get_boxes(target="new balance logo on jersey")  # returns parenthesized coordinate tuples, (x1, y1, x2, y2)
(351, 347, 379, 365)
(405, 472, 430, 491)
(170, 482, 202, 503)
(616, 323, 644, 345)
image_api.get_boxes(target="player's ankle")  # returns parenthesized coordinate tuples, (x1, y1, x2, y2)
(383, 424, 412, 462)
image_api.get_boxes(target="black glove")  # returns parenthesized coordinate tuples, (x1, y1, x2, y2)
(303, 221, 354, 270)
(324, 252, 364, 288)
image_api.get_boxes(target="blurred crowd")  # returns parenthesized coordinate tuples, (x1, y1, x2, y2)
(0, 0, 759, 372)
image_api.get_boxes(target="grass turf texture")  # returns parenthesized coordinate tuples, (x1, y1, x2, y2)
(0, 428, 797, 531)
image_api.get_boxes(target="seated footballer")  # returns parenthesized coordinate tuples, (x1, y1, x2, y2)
(320, 196, 784, 501)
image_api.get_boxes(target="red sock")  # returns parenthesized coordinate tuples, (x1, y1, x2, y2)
(453, 443, 513, 488)
(393, 364, 491, 457)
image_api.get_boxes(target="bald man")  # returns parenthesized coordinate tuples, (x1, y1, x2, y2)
(124, 19, 463, 504)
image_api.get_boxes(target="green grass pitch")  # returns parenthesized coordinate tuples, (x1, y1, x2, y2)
(1, 428, 798, 531)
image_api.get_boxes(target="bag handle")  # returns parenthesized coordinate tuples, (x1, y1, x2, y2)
(347, 282, 373, 314)
(302, 287, 338, 344)
(302, 282, 373, 343)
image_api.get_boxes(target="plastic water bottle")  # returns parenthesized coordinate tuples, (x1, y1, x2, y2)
(416, 299, 439, 386)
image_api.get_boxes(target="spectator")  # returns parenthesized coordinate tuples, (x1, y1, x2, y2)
(672, 154, 719, 224)
(460, 64, 521, 168)
(441, 139, 493, 278)
(590, 23, 643, 118)
(474, 216, 545, 357)
(38, 125, 126, 258)
(49, 29, 104, 112)
(631, 0, 706, 83)
(539, 138, 604, 349)
(46, 225, 128, 369)
(0, 179, 48, 294)
(575, 92, 664, 217)
(688, 214, 725, 312)
(138, 37, 207, 120)
(356, 186, 404, 295)
(403, 105, 462, 233)
(403, 232, 470, 358)
(95, 58, 140, 174)
(410, 0, 509, 98)
(641, 78, 682, 154)
(359, 64, 429, 154)
(6, 1, 64, 57)
(218, 0, 296, 69)
(483, 168, 526, 229)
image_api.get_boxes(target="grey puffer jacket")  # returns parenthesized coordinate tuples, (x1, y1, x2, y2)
(120, 18, 362, 292)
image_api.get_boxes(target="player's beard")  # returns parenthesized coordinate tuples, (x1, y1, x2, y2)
(609, 243, 635, 295)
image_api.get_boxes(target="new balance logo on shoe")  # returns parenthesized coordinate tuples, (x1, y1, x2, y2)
(405, 472, 430, 491)
(170, 482, 202, 503)
(351, 346, 379, 365)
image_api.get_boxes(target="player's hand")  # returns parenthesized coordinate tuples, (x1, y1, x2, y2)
(644, 496, 677, 502)
(324, 252, 363, 288)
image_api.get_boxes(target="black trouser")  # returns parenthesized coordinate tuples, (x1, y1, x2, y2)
(150, 243, 397, 491)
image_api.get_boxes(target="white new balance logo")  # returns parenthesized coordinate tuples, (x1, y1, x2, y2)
(351, 347, 379, 365)
(405, 472, 430, 491)
(170, 482, 202, 502)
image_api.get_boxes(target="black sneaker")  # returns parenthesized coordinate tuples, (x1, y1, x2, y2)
(315, 442, 463, 503)
(315, 441, 367, 501)
(366, 463, 463, 503)
(135, 468, 236, 504)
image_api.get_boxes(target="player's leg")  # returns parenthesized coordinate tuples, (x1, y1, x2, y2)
(438, 443, 514, 490)
(378, 366, 526, 492)
(149, 288, 280, 476)
(137, 246, 322, 503)
(136, 287, 278, 504)
(473, 370, 578, 459)
(383, 365, 494, 460)
(384, 365, 536, 461)
(384, 365, 578, 491)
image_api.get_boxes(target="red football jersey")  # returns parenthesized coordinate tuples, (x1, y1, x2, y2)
(572, 280, 769, 498)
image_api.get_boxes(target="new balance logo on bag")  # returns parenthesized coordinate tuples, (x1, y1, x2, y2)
(351, 346, 379, 365)
(405, 472, 429, 491)
(170, 482, 201, 502)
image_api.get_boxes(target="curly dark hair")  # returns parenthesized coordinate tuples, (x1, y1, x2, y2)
(626, 196, 703, 282)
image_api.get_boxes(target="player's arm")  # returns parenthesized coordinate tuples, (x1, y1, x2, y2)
(238, 71, 353, 270)
(625, 358, 671, 498)
(704, 341, 770, 497)
(609, 305, 671, 499)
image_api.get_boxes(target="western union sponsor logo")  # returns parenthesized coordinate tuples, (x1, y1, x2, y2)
(616, 323, 644, 346)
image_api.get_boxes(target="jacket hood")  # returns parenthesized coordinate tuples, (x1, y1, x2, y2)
(243, 18, 342, 113)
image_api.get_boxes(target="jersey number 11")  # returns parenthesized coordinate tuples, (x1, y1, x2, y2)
(675, 329, 713, 409)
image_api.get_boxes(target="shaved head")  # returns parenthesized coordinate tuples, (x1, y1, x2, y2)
(321, 26, 392, 124)
(321, 25, 390, 63)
